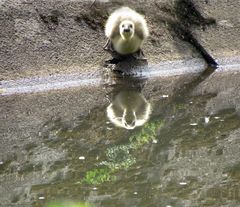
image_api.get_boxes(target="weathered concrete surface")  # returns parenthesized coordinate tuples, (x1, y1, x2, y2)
(193, 70, 240, 115)
(1, 0, 240, 80)
(0, 0, 204, 80)
(191, 0, 240, 62)
(0, 0, 108, 80)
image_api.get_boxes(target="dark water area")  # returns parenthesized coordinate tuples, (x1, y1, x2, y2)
(0, 67, 240, 207)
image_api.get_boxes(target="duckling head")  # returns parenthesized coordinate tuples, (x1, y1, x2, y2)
(119, 20, 134, 40)
(122, 109, 137, 130)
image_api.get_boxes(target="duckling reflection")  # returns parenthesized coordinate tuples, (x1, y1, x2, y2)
(107, 90, 151, 130)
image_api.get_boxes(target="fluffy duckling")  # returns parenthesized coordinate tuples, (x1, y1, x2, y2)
(104, 7, 149, 59)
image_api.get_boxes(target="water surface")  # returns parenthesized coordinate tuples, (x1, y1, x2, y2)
(0, 67, 240, 207)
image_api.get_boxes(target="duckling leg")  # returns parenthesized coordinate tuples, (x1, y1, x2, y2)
(103, 39, 120, 57)
(104, 39, 125, 64)
(103, 39, 114, 52)
(132, 49, 147, 60)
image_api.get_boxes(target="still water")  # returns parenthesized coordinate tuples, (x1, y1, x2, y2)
(0, 69, 240, 207)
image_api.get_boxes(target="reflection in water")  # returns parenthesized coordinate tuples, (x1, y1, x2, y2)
(106, 59, 151, 129)
(1, 66, 240, 207)
(107, 90, 151, 129)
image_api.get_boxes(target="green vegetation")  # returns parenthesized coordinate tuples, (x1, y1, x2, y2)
(81, 168, 116, 185)
(129, 122, 161, 149)
(100, 145, 136, 170)
(81, 120, 164, 185)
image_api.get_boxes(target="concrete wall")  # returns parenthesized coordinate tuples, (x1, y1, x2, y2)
(3, 0, 239, 80)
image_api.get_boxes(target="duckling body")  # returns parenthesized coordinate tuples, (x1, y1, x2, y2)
(104, 7, 149, 59)
(112, 34, 143, 55)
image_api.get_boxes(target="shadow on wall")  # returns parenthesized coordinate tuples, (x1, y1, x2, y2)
(156, 0, 218, 68)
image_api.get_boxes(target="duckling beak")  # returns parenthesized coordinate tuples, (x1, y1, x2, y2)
(123, 28, 130, 33)
(120, 29, 134, 40)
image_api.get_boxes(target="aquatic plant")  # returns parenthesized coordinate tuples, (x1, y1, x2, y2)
(81, 120, 164, 185)
(129, 121, 160, 149)
(81, 168, 116, 185)
(100, 145, 136, 170)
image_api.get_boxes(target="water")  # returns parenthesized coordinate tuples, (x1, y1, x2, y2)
(0, 67, 240, 207)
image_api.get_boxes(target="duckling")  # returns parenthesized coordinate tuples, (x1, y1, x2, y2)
(104, 7, 149, 60)
(107, 90, 151, 130)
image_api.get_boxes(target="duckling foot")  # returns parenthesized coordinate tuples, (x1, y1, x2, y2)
(104, 39, 125, 64)
(105, 58, 123, 65)
(104, 39, 119, 57)
(103, 39, 113, 52)
(132, 49, 147, 60)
